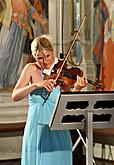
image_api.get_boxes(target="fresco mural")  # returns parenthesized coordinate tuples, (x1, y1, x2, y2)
(71, 0, 114, 91)
(0, 0, 48, 90)
(93, 0, 114, 91)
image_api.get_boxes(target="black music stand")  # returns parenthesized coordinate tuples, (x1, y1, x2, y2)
(49, 91, 114, 165)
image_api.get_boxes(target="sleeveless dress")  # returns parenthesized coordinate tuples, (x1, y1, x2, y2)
(21, 85, 72, 165)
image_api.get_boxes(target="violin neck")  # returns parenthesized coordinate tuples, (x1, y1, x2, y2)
(87, 79, 102, 89)
(87, 79, 94, 85)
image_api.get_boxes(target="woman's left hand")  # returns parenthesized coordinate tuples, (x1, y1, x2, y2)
(73, 75, 88, 91)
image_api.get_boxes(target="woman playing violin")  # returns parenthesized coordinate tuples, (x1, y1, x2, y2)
(12, 35, 87, 165)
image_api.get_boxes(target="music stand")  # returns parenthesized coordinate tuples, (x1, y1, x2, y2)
(49, 91, 114, 165)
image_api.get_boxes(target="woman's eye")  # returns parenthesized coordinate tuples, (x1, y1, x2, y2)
(46, 54, 50, 58)
(37, 57, 44, 60)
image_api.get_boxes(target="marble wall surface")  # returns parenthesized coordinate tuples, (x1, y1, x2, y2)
(0, 91, 28, 123)
(0, 91, 28, 160)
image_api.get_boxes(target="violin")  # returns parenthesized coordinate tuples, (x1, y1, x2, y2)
(44, 60, 102, 91)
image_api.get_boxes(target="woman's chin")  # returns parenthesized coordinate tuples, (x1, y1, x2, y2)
(44, 66, 50, 70)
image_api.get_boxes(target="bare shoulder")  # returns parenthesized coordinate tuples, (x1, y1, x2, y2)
(23, 63, 35, 70)
(15, 63, 42, 87)
(23, 63, 42, 79)
(16, 63, 41, 85)
(23, 63, 41, 72)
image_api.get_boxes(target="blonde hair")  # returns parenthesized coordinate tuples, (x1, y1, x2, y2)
(31, 35, 53, 58)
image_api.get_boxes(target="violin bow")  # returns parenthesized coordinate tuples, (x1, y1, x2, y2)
(55, 15, 86, 82)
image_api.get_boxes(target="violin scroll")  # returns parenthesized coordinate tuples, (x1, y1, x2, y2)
(90, 79, 104, 91)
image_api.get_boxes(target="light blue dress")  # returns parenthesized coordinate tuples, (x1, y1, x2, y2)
(21, 87, 72, 165)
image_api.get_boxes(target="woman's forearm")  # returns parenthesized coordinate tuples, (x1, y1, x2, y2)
(12, 83, 36, 101)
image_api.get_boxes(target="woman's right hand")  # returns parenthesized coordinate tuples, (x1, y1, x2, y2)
(35, 79, 56, 92)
